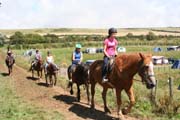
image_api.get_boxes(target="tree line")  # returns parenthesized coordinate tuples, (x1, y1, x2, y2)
(1, 31, 180, 49)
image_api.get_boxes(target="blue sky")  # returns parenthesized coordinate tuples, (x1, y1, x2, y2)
(0, 0, 180, 29)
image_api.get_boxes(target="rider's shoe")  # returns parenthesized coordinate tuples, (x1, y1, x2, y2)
(102, 76, 108, 83)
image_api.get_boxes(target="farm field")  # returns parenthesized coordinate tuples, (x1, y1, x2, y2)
(1, 27, 180, 37)
(3, 44, 179, 120)
(0, 27, 180, 120)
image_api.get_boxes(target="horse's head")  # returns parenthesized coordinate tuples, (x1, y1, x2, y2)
(138, 53, 156, 89)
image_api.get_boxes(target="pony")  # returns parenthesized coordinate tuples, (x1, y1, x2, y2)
(89, 53, 156, 119)
(45, 63, 57, 87)
(30, 59, 43, 79)
(67, 63, 90, 104)
(5, 55, 15, 75)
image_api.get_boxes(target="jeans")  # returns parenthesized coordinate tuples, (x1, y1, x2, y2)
(102, 56, 109, 78)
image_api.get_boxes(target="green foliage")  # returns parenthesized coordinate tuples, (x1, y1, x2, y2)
(10, 31, 25, 44)
(0, 33, 5, 46)
(146, 32, 157, 41)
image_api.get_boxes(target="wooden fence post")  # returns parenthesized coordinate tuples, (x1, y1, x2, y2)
(169, 77, 173, 101)
(151, 80, 158, 105)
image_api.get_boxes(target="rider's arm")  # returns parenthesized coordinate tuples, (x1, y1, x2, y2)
(103, 44, 110, 58)
(52, 56, 54, 63)
(72, 52, 75, 61)
(80, 52, 83, 63)
(115, 40, 118, 56)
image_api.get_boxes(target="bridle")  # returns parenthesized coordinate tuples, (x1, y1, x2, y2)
(138, 59, 155, 84)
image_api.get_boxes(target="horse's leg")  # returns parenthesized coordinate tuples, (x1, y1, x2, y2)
(70, 83, 74, 95)
(116, 89, 124, 119)
(32, 69, 34, 78)
(50, 75, 53, 87)
(102, 87, 111, 113)
(123, 87, 135, 115)
(45, 74, 48, 86)
(90, 83, 96, 109)
(40, 70, 43, 78)
(37, 71, 40, 79)
(77, 84, 80, 102)
(8, 67, 10, 75)
(54, 74, 57, 86)
(85, 82, 90, 105)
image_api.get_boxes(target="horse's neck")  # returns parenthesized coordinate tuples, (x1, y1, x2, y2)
(115, 55, 142, 78)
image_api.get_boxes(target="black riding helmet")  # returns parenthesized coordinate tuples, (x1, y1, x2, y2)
(108, 28, 117, 35)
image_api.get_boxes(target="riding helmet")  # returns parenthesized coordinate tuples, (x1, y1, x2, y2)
(108, 28, 117, 35)
(75, 43, 82, 49)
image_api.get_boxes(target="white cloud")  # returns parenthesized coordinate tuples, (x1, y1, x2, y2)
(0, 0, 180, 29)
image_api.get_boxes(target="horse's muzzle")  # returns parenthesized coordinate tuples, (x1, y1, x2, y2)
(146, 83, 156, 89)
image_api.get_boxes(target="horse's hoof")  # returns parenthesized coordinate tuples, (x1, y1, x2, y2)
(105, 107, 111, 114)
(90, 105, 95, 109)
(122, 108, 129, 115)
(70, 90, 73, 95)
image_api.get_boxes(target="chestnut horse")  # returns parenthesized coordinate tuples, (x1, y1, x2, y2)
(31, 60, 43, 79)
(5, 55, 15, 75)
(45, 63, 57, 87)
(89, 53, 156, 118)
(67, 63, 90, 103)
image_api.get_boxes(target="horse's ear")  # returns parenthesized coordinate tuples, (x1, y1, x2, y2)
(139, 53, 144, 60)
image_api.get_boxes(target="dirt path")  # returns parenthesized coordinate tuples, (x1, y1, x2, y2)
(0, 53, 137, 120)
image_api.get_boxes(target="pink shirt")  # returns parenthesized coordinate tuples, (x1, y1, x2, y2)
(104, 38, 118, 56)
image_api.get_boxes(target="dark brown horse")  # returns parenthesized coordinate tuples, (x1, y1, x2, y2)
(89, 53, 156, 119)
(45, 63, 57, 87)
(67, 63, 90, 103)
(5, 55, 15, 75)
(31, 60, 43, 79)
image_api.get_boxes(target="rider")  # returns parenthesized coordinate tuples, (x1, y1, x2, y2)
(31, 49, 42, 67)
(69, 43, 83, 81)
(44, 51, 59, 74)
(6, 50, 15, 64)
(102, 28, 118, 83)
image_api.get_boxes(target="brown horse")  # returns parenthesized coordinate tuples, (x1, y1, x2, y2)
(67, 63, 90, 103)
(45, 63, 57, 87)
(89, 53, 156, 118)
(31, 60, 43, 79)
(5, 55, 15, 75)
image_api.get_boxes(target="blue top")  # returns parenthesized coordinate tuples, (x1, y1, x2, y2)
(72, 51, 82, 64)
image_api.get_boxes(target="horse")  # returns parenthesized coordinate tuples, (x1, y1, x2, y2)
(67, 63, 90, 104)
(45, 63, 57, 87)
(30, 60, 43, 79)
(89, 53, 156, 119)
(5, 55, 15, 75)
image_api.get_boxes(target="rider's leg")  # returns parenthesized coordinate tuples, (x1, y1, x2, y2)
(69, 64, 76, 82)
(102, 56, 109, 83)
(45, 63, 48, 74)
